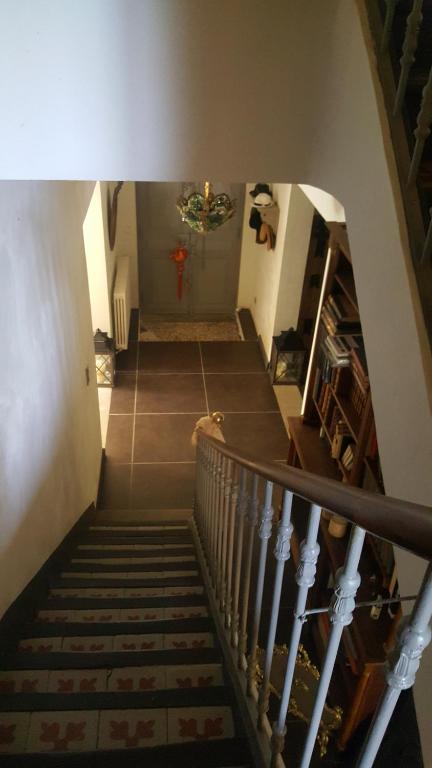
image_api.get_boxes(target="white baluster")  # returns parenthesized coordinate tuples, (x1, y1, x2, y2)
(408, 64, 432, 183)
(238, 473, 259, 669)
(357, 562, 432, 768)
(271, 503, 321, 768)
(299, 524, 366, 768)
(216, 455, 226, 601)
(258, 490, 293, 729)
(247, 481, 274, 696)
(225, 465, 239, 629)
(394, 0, 423, 115)
(220, 458, 233, 611)
(231, 467, 248, 647)
(421, 208, 432, 263)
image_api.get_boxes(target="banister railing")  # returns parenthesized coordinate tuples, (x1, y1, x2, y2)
(365, 0, 432, 345)
(193, 432, 432, 768)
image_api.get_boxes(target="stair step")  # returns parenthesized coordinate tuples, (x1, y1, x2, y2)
(88, 525, 189, 532)
(36, 607, 209, 623)
(53, 576, 203, 588)
(49, 586, 204, 598)
(20, 617, 213, 637)
(45, 595, 208, 610)
(0, 663, 224, 695)
(0, 704, 235, 753)
(62, 562, 199, 573)
(76, 544, 195, 551)
(79, 536, 193, 545)
(0, 684, 232, 711)
(0, 647, 221, 670)
(18, 631, 215, 654)
(0, 738, 249, 766)
(70, 555, 197, 563)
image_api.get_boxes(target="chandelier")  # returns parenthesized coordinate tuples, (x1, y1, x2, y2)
(176, 181, 236, 234)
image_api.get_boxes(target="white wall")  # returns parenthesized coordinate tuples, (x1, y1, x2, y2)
(238, 184, 292, 359)
(274, 186, 314, 335)
(115, 182, 139, 308)
(0, 181, 102, 618)
(299, 185, 346, 223)
(83, 182, 112, 334)
(238, 184, 314, 360)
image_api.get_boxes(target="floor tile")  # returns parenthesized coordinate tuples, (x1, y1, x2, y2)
(136, 373, 206, 413)
(116, 342, 138, 372)
(108, 666, 166, 692)
(200, 341, 264, 373)
(222, 412, 289, 460)
(164, 606, 208, 620)
(113, 635, 164, 652)
(164, 633, 214, 650)
(27, 710, 98, 752)
(47, 669, 107, 694)
(0, 712, 30, 753)
(105, 415, 133, 463)
(62, 636, 114, 653)
(167, 706, 234, 743)
(166, 664, 223, 689)
(138, 342, 201, 373)
(131, 463, 195, 509)
(98, 708, 167, 749)
(98, 462, 131, 509)
(118, 608, 165, 622)
(18, 637, 63, 653)
(110, 374, 136, 414)
(0, 670, 49, 694)
(133, 414, 197, 462)
(205, 373, 278, 412)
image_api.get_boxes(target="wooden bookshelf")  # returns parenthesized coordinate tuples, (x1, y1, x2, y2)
(287, 223, 397, 749)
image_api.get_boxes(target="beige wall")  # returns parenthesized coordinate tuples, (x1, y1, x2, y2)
(0, 181, 102, 618)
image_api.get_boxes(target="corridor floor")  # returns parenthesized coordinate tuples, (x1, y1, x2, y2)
(100, 313, 290, 510)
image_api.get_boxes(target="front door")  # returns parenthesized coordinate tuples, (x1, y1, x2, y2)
(137, 182, 244, 318)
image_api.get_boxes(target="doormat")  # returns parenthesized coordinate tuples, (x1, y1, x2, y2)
(140, 320, 241, 342)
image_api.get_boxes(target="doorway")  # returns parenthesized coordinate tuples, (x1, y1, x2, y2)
(136, 182, 245, 320)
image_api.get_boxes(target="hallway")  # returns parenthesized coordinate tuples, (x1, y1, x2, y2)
(101, 311, 290, 511)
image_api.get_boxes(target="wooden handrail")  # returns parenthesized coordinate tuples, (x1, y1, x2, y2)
(198, 433, 432, 560)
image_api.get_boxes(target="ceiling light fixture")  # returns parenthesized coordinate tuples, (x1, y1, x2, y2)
(176, 181, 236, 234)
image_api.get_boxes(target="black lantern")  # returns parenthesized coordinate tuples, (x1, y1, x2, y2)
(270, 328, 306, 385)
(94, 329, 115, 387)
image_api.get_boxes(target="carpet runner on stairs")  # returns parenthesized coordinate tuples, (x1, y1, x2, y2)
(0, 516, 251, 766)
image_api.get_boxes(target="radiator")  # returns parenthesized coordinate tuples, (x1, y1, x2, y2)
(113, 256, 131, 350)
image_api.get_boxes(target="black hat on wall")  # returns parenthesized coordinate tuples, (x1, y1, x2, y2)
(249, 183, 271, 199)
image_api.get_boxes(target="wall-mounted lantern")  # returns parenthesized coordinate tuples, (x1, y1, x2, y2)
(269, 328, 306, 385)
(94, 329, 115, 387)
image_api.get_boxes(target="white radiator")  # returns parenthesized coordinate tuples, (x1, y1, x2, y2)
(113, 256, 131, 350)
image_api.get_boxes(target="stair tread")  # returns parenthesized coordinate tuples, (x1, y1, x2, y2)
(0, 647, 222, 669)
(44, 596, 209, 609)
(19, 617, 213, 636)
(0, 736, 250, 766)
(0, 685, 232, 711)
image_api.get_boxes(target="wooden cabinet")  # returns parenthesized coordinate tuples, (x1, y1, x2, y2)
(287, 223, 399, 748)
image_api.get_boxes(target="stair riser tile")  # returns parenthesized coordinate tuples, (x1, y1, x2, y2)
(70, 557, 197, 565)
(0, 671, 49, 695)
(18, 633, 215, 654)
(60, 571, 199, 579)
(167, 707, 234, 744)
(27, 710, 99, 752)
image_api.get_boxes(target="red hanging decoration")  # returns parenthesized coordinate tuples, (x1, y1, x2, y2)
(170, 246, 189, 300)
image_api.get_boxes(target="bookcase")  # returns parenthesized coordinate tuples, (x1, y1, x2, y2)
(287, 223, 399, 748)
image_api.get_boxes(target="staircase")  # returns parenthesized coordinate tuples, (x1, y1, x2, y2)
(0, 509, 251, 765)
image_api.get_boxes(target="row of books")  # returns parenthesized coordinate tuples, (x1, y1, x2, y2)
(341, 443, 355, 471)
(321, 294, 361, 336)
(331, 420, 351, 460)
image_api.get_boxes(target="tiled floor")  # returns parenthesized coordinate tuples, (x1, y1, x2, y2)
(101, 312, 290, 509)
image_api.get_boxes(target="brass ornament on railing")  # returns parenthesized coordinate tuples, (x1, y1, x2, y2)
(256, 644, 343, 758)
